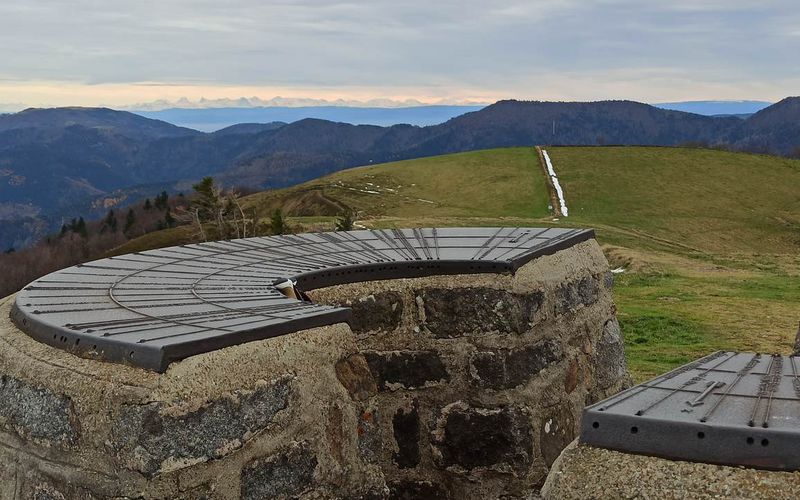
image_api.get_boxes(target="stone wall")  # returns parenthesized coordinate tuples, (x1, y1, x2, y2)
(0, 239, 629, 499)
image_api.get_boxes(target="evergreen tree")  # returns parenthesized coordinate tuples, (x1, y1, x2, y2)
(155, 191, 169, 210)
(59, 224, 68, 237)
(270, 209, 288, 235)
(124, 209, 136, 234)
(144, 198, 152, 210)
(103, 209, 118, 233)
(164, 210, 176, 228)
(191, 177, 222, 222)
(75, 217, 88, 239)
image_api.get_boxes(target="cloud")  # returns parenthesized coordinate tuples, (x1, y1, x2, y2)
(0, 0, 797, 106)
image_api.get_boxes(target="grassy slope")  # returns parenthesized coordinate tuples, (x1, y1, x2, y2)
(119, 146, 800, 381)
(550, 147, 800, 254)
(245, 147, 551, 220)
(547, 147, 800, 379)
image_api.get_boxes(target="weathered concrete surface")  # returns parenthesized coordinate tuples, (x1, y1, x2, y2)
(542, 441, 800, 500)
(0, 238, 629, 499)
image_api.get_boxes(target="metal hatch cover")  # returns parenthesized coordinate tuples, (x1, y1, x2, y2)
(11, 227, 593, 372)
(581, 351, 800, 471)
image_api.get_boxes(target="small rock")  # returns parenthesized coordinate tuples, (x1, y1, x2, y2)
(564, 357, 580, 394)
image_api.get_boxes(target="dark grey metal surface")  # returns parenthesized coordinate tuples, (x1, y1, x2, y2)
(581, 351, 800, 471)
(11, 227, 593, 372)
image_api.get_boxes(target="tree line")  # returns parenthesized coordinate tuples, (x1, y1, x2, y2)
(0, 178, 357, 298)
(0, 190, 184, 297)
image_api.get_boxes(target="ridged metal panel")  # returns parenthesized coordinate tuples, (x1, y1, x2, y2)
(11, 227, 593, 372)
(581, 352, 800, 471)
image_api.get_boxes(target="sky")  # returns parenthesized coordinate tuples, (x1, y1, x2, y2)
(0, 0, 798, 109)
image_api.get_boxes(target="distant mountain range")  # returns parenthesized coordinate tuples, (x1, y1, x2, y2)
(121, 96, 490, 111)
(134, 106, 486, 131)
(133, 99, 775, 132)
(1, 97, 798, 249)
(653, 100, 773, 117)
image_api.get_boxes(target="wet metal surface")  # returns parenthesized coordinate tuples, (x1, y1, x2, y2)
(11, 227, 592, 372)
(581, 352, 800, 471)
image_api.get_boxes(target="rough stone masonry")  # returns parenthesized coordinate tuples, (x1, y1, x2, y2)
(0, 238, 629, 499)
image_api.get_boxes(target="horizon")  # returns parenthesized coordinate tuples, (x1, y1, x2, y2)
(0, 96, 782, 115)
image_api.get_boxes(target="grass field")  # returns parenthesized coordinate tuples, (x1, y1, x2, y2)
(547, 147, 800, 379)
(120, 146, 800, 381)
(245, 148, 552, 220)
(548, 146, 800, 254)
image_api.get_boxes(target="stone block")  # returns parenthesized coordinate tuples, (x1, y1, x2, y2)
(0, 375, 77, 447)
(388, 480, 449, 500)
(336, 353, 379, 400)
(112, 377, 290, 476)
(554, 275, 600, 315)
(392, 401, 420, 469)
(358, 408, 382, 463)
(539, 403, 576, 468)
(418, 287, 543, 337)
(594, 319, 628, 390)
(364, 351, 449, 391)
(341, 292, 404, 335)
(240, 443, 317, 500)
(431, 402, 533, 475)
(603, 271, 614, 289)
(469, 340, 563, 389)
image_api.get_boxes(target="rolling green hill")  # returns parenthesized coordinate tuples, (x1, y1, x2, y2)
(545, 147, 800, 379)
(549, 147, 800, 254)
(244, 147, 551, 220)
(117, 146, 800, 380)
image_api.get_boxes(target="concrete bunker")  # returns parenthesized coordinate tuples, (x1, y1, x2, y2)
(0, 227, 630, 498)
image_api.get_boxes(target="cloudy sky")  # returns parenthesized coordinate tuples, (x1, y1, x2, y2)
(0, 0, 798, 108)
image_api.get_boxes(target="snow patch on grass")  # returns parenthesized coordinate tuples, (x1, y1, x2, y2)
(542, 149, 569, 217)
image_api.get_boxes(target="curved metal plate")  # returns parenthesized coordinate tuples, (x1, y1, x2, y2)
(11, 227, 593, 372)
